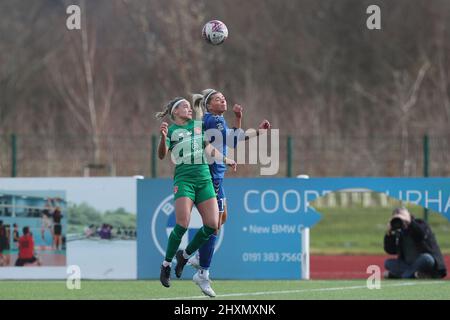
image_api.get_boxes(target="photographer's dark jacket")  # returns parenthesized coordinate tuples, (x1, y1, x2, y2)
(384, 218, 447, 278)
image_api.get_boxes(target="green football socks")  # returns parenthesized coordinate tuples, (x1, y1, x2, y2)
(185, 225, 216, 256)
(164, 224, 187, 262)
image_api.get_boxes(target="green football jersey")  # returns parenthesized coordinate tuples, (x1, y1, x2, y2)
(165, 120, 211, 183)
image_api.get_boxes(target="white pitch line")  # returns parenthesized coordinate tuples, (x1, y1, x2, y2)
(153, 281, 446, 300)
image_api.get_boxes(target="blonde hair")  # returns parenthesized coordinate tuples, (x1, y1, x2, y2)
(192, 89, 218, 120)
(155, 97, 186, 120)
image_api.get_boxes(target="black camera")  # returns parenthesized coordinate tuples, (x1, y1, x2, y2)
(390, 217, 404, 231)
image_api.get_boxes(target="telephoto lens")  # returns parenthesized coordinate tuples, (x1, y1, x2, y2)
(390, 217, 404, 230)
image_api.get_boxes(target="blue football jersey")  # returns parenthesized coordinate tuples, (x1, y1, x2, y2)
(203, 112, 243, 179)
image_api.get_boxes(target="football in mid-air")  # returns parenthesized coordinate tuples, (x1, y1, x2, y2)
(202, 20, 228, 45)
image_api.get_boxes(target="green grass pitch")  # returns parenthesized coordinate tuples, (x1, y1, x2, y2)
(0, 280, 449, 300)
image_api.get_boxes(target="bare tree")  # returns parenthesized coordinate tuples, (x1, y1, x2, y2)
(393, 62, 430, 175)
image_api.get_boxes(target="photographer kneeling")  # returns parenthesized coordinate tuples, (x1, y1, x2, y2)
(384, 207, 447, 279)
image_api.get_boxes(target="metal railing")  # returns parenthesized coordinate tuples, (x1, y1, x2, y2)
(1, 134, 449, 178)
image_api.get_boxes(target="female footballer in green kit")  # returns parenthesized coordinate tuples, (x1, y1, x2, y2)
(156, 97, 236, 289)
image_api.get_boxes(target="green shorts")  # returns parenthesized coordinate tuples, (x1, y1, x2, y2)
(173, 179, 216, 204)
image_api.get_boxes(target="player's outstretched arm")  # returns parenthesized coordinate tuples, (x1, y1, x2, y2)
(245, 119, 271, 140)
(233, 104, 243, 129)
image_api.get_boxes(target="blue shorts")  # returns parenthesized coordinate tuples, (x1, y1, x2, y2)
(212, 178, 226, 213)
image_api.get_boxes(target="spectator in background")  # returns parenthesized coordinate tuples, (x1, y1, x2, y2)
(98, 224, 113, 240)
(45, 197, 64, 250)
(0, 220, 10, 266)
(15, 226, 41, 267)
(84, 224, 95, 238)
(384, 207, 447, 279)
(41, 202, 53, 243)
(13, 223, 20, 249)
(52, 207, 63, 250)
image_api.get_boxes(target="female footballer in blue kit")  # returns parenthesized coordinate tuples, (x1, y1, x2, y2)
(190, 89, 271, 296)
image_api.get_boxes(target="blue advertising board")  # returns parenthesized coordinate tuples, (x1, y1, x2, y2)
(137, 178, 450, 280)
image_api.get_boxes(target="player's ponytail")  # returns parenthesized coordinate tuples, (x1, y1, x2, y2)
(155, 97, 186, 120)
(192, 93, 205, 120)
(155, 105, 169, 120)
(192, 88, 218, 120)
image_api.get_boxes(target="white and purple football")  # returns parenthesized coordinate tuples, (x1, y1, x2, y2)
(202, 20, 228, 45)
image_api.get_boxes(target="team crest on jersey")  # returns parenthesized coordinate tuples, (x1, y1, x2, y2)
(173, 185, 178, 194)
(178, 132, 191, 138)
(150, 194, 224, 257)
(216, 122, 224, 131)
(194, 127, 202, 135)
